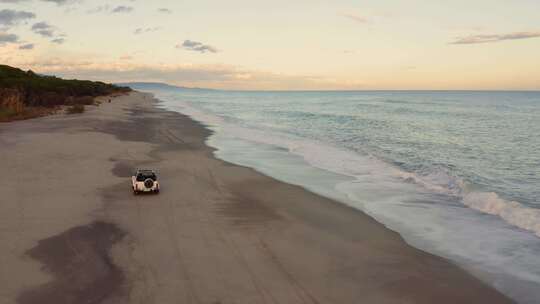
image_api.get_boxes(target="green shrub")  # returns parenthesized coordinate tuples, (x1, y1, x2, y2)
(0, 64, 131, 108)
(66, 104, 85, 114)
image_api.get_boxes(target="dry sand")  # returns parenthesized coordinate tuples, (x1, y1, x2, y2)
(0, 92, 515, 304)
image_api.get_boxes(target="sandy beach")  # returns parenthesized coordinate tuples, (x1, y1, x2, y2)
(0, 92, 515, 304)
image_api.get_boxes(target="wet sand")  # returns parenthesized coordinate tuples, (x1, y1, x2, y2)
(0, 92, 515, 304)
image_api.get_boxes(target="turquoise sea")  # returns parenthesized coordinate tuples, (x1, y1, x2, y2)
(133, 84, 540, 304)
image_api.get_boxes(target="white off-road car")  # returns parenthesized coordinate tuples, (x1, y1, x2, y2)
(132, 169, 160, 194)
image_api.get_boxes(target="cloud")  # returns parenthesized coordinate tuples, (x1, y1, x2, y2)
(0, 9, 35, 28)
(31, 21, 55, 37)
(51, 37, 65, 44)
(450, 31, 540, 44)
(30, 21, 66, 43)
(341, 12, 368, 23)
(0, 32, 18, 44)
(157, 8, 172, 14)
(19, 43, 34, 49)
(41, 0, 76, 5)
(111, 6, 134, 14)
(178, 40, 218, 53)
(87, 5, 135, 14)
(134, 27, 160, 35)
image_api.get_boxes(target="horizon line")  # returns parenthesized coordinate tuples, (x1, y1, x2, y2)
(118, 82, 540, 93)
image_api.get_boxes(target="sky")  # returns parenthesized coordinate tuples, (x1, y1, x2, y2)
(1, 0, 540, 90)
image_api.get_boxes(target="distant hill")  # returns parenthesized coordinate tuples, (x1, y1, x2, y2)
(117, 82, 215, 92)
(0, 64, 131, 121)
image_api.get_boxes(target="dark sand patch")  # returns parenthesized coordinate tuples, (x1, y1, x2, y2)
(110, 160, 136, 178)
(17, 222, 126, 304)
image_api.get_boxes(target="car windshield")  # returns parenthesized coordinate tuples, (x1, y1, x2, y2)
(136, 172, 156, 181)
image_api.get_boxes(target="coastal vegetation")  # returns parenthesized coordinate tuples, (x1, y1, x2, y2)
(0, 64, 130, 122)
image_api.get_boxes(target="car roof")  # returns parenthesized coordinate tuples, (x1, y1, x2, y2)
(137, 169, 156, 174)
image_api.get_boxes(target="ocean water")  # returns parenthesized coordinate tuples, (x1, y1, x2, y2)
(136, 85, 540, 304)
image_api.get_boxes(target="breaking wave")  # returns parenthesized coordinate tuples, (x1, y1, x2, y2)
(463, 192, 540, 237)
(394, 168, 540, 236)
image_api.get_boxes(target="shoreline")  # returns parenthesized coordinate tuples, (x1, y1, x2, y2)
(0, 91, 515, 303)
